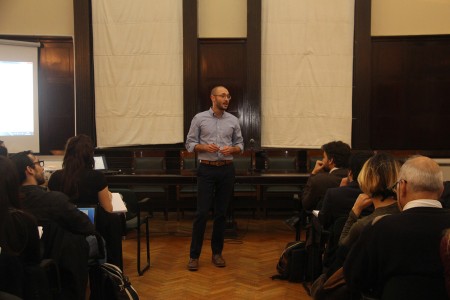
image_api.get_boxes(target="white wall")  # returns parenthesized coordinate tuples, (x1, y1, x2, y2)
(371, 0, 450, 36)
(0, 0, 73, 36)
(2, 0, 450, 38)
(198, 0, 247, 38)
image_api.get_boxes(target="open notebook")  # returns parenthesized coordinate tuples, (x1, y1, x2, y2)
(77, 193, 127, 224)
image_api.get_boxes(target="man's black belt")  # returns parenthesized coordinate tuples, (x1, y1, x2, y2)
(199, 160, 233, 167)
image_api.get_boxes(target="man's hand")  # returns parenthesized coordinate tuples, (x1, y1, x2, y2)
(219, 146, 237, 156)
(196, 144, 220, 153)
(340, 177, 349, 187)
(312, 160, 325, 174)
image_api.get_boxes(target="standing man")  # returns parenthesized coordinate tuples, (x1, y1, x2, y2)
(185, 86, 244, 271)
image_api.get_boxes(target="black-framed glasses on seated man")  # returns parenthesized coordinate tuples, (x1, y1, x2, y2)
(213, 93, 231, 100)
(390, 179, 407, 193)
(33, 160, 45, 167)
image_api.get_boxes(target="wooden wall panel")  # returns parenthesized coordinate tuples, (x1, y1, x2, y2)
(0, 35, 75, 154)
(39, 40, 75, 153)
(371, 35, 450, 150)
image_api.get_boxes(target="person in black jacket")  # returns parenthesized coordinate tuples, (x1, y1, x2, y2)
(11, 151, 96, 236)
(344, 155, 450, 299)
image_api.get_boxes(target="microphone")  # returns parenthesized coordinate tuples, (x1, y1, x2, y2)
(249, 138, 255, 149)
(249, 139, 256, 172)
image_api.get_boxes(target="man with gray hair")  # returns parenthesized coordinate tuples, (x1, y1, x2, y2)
(344, 155, 450, 299)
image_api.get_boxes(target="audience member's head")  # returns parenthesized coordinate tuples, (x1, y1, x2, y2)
(10, 151, 46, 186)
(396, 155, 444, 210)
(321, 141, 351, 170)
(358, 152, 401, 201)
(0, 156, 21, 209)
(0, 156, 22, 254)
(0, 140, 4, 147)
(348, 151, 374, 181)
(63, 134, 95, 171)
(0, 146, 7, 157)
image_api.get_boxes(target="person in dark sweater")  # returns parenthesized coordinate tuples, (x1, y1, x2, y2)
(10, 151, 96, 236)
(344, 155, 450, 299)
(302, 141, 351, 211)
(319, 151, 374, 230)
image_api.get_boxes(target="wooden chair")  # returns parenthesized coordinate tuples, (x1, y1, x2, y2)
(232, 152, 260, 217)
(176, 151, 197, 220)
(110, 188, 150, 275)
(262, 152, 303, 216)
(132, 156, 169, 220)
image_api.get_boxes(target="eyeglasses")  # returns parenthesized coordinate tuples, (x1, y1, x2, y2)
(390, 179, 406, 193)
(33, 160, 44, 167)
(213, 93, 231, 100)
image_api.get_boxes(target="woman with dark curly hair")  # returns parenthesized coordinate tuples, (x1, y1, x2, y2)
(48, 134, 123, 266)
(48, 134, 113, 212)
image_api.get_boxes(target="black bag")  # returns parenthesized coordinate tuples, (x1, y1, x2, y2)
(272, 241, 307, 282)
(89, 263, 139, 300)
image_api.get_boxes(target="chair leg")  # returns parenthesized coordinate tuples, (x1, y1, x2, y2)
(137, 218, 150, 276)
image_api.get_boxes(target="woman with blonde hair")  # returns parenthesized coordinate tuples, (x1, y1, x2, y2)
(312, 152, 401, 300)
(339, 152, 401, 248)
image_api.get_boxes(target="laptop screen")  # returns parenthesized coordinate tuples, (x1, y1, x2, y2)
(78, 206, 96, 224)
(93, 155, 108, 171)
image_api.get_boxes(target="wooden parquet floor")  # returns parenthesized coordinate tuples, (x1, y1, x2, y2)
(121, 211, 311, 300)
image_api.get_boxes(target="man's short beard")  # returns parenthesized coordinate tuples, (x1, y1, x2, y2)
(36, 175, 46, 186)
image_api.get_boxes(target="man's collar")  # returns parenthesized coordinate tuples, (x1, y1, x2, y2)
(329, 167, 339, 173)
(403, 199, 442, 211)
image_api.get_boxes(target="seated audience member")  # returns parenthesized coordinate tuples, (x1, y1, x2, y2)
(48, 134, 122, 266)
(344, 155, 450, 299)
(11, 151, 97, 237)
(0, 146, 7, 157)
(440, 180, 450, 208)
(0, 141, 7, 157)
(48, 134, 113, 212)
(0, 156, 40, 298)
(10, 151, 104, 299)
(319, 151, 374, 229)
(339, 152, 401, 249)
(302, 141, 351, 211)
(311, 152, 401, 300)
(317, 151, 374, 270)
(441, 229, 450, 299)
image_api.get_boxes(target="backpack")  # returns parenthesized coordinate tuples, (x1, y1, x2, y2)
(272, 241, 307, 282)
(89, 263, 139, 300)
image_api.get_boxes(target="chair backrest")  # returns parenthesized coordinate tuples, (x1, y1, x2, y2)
(233, 156, 252, 172)
(180, 150, 196, 170)
(267, 156, 298, 171)
(133, 157, 165, 171)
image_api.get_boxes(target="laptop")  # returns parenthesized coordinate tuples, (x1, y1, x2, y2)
(78, 206, 97, 224)
(93, 155, 119, 175)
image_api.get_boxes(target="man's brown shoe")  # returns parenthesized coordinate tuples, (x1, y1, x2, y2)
(187, 258, 199, 271)
(212, 254, 226, 267)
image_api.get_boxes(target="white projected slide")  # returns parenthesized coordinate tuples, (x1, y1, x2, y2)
(0, 40, 40, 153)
(0, 61, 34, 136)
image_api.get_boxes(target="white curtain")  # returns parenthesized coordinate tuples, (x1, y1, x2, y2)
(92, 0, 183, 147)
(261, 0, 354, 148)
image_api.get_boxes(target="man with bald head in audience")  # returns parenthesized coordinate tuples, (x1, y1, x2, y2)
(344, 156, 450, 299)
